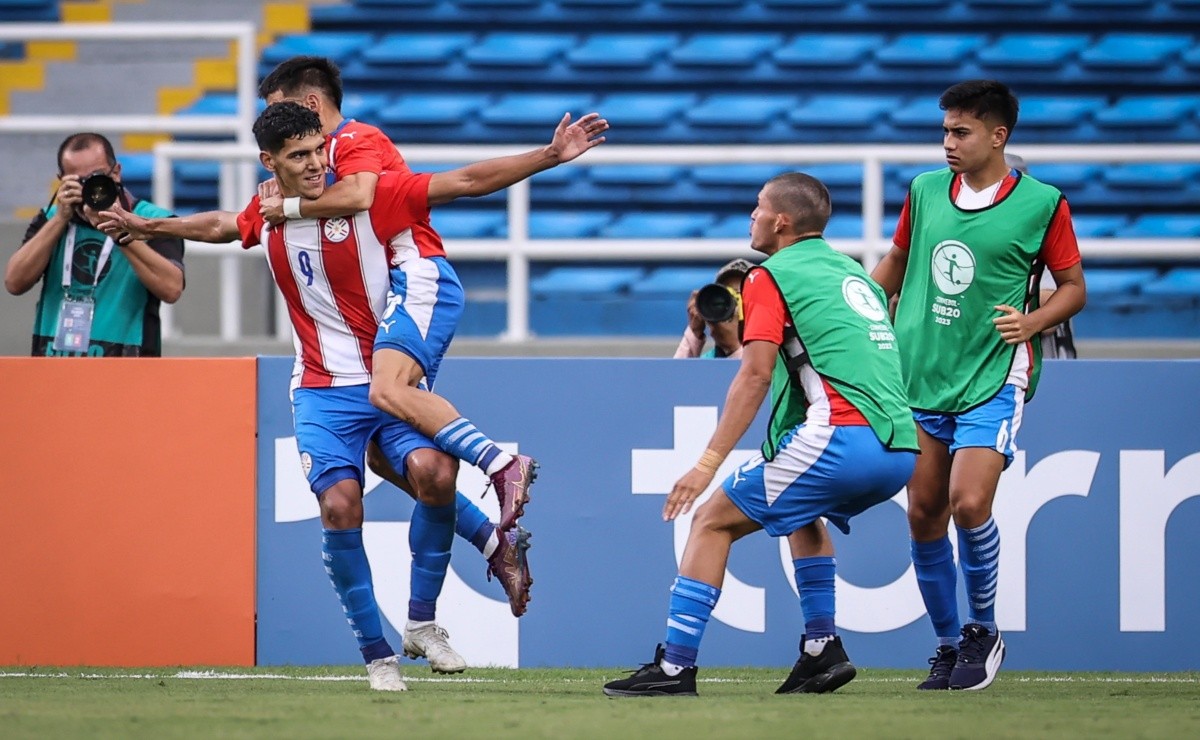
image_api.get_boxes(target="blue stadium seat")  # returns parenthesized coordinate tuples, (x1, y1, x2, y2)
(630, 266, 726, 296)
(179, 94, 264, 116)
(862, 0, 949, 4)
(669, 34, 782, 68)
(118, 154, 154, 185)
(1023, 163, 1103, 190)
(789, 95, 902, 127)
(590, 165, 686, 186)
(0, 42, 22, 59)
(1184, 43, 1200, 70)
(874, 34, 988, 67)
(531, 266, 645, 296)
(377, 94, 491, 126)
(1095, 96, 1200, 128)
(566, 34, 677, 68)
(686, 94, 797, 127)
(1016, 96, 1107, 128)
(481, 94, 595, 125)
(430, 210, 507, 238)
(529, 211, 614, 238)
(976, 34, 1089, 69)
(262, 33, 374, 66)
(1070, 215, 1129, 237)
(691, 164, 791, 187)
(593, 93, 697, 127)
(773, 34, 884, 68)
(598, 212, 714, 238)
(889, 97, 942, 128)
(457, 0, 541, 5)
(1078, 34, 1192, 69)
(1065, 0, 1155, 8)
(355, 0, 439, 5)
(0, 0, 55, 22)
(825, 215, 864, 238)
(340, 93, 391, 122)
(463, 33, 575, 67)
(1082, 268, 1159, 300)
(1140, 268, 1200, 302)
(1105, 163, 1200, 189)
(1119, 214, 1200, 237)
(361, 33, 474, 67)
(704, 214, 751, 238)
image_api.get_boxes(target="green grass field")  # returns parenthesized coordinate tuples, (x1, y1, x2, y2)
(3, 666, 1198, 739)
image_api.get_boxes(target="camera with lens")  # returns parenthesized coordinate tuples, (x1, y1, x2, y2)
(79, 173, 121, 211)
(695, 283, 742, 323)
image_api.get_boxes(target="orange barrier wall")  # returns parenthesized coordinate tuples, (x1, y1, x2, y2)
(0, 358, 257, 666)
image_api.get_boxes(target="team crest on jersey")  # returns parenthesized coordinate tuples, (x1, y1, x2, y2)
(842, 276, 887, 321)
(931, 240, 976, 295)
(323, 217, 350, 243)
(300, 452, 313, 476)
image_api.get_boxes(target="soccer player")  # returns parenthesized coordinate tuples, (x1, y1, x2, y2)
(255, 57, 539, 544)
(870, 80, 1086, 691)
(603, 173, 918, 698)
(98, 102, 608, 690)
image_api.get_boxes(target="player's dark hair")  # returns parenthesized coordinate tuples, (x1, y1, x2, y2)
(765, 172, 832, 234)
(939, 79, 1019, 132)
(258, 55, 344, 110)
(254, 102, 323, 153)
(56, 132, 116, 175)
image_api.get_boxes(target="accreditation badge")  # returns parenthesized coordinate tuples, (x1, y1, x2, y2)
(52, 296, 95, 353)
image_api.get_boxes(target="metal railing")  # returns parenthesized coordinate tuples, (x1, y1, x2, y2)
(153, 141, 1200, 342)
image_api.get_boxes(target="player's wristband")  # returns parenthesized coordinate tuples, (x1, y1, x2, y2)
(283, 197, 302, 220)
(695, 448, 724, 476)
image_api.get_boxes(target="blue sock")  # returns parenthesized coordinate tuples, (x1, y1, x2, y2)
(322, 528, 393, 663)
(958, 518, 1000, 632)
(433, 417, 511, 474)
(408, 502, 456, 622)
(663, 576, 721, 668)
(454, 491, 495, 554)
(912, 536, 961, 645)
(793, 556, 836, 640)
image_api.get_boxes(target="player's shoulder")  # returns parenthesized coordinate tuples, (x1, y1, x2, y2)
(1014, 172, 1064, 200)
(910, 167, 954, 190)
(336, 119, 390, 142)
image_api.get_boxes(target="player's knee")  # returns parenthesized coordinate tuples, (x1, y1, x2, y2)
(949, 494, 992, 529)
(907, 494, 950, 533)
(405, 449, 458, 506)
(318, 479, 364, 529)
(365, 442, 389, 478)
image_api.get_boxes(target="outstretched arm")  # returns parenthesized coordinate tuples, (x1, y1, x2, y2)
(427, 112, 608, 206)
(97, 201, 241, 244)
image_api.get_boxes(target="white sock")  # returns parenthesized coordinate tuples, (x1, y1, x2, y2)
(804, 635, 834, 656)
(484, 451, 514, 476)
(659, 659, 686, 676)
(482, 530, 500, 559)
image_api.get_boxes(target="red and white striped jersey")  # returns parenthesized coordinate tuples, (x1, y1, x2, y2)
(236, 171, 434, 389)
(326, 119, 447, 261)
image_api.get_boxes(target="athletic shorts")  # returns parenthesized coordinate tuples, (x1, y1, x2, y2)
(913, 383, 1025, 468)
(291, 384, 438, 496)
(373, 256, 464, 390)
(724, 424, 916, 537)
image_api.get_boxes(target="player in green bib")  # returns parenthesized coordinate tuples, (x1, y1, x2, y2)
(871, 80, 1087, 691)
(605, 173, 917, 699)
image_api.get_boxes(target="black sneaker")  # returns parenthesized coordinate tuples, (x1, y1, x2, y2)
(949, 623, 1005, 691)
(775, 635, 857, 694)
(603, 644, 698, 697)
(916, 645, 958, 690)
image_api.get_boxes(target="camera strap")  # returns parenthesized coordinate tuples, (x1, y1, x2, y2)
(780, 320, 809, 380)
(62, 224, 115, 291)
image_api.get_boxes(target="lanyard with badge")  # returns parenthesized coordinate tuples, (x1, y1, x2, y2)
(53, 223, 114, 352)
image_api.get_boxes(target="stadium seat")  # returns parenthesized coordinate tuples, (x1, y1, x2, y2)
(566, 34, 677, 69)
(430, 210, 507, 238)
(463, 34, 575, 67)
(1119, 214, 1200, 237)
(1065, 0, 1156, 8)
(593, 93, 697, 127)
(180, 94, 239, 116)
(377, 94, 491, 125)
(889, 97, 943, 128)
(0, 0, 55, 22)
(669, 34, 782, 68)
(531, 266, 645, 296)
(1140, 268, 1200, 302)
(1016, 96, 1108, 128)
(529, 211, 614, 238)
(691, 164, 791, 187)
(874, 34, 988, 67)
(1023, 163, 1103, 190)
(789, 95, 902, 127)
(589, 165, 686, 186)
(630, 266, 727, 296)
(261, 33, 374, 67)
(825, 215, 865, 238)
(340, 93, 392, 122)
(1095, 96, 1200, 128)
(1078, 34, 1193, 69)
(598, 212, 715, 238)
(686, 94, 797, 127)
(480, 93, 595, 125)
(976, 34, 1089, 69)
(773, 34, 884, 68)
(1070, 214, 1129, 237)
(360, 33, 474, 67)
(1082, 268, 1159, 300)
(1105, 163, 1200, 189)
(704, 214, 751, 238)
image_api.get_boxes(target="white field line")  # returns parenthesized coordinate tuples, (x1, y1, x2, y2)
(0, 671, 1197, 684)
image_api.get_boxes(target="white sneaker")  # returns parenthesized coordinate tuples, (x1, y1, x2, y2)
(403, 621, 467, 674)
(365, 655, 407, 692)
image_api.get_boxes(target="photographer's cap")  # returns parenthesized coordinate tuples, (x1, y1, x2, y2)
(715, 258, 755, 283)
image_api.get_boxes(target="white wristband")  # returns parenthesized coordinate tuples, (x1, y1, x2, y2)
(283, 196, 302, 220)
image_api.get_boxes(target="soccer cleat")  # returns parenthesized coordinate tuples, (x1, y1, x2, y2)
(487, 525, 533, 617)
(775, 635, 857, 694)
(917, 645, 959, 690)
(365, 655, 408, 692)
(402, 623, 468, 674)
(602, 644, 698, 697)
(949, 623, 1006, 691)
(488, 454, 538, 531)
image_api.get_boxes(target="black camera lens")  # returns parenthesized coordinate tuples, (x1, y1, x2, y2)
(80, 173, 119, 211)
(696, 283, 737, 323)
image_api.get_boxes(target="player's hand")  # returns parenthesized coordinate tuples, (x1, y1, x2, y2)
(546, 112, 608, 164)
(260, 196, 285, 226)
(53, 175, 83, 222)
(993, 304, 1039, 345)
(258, 178, 280, 201)
(687, 290, 706, 338)
(96, 201, 150, 243)
(663, 467, 714, 521)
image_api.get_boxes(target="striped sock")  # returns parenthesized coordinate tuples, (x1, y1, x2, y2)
(959, 518, 1000, 632)
(663, 576, 721, 669)
(433, 417, 513, 475)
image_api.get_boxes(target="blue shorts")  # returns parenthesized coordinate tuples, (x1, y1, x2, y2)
(374, 256, 464, 390)
(913, 384, 1025, 468)
(292, 384, 437, 496)
(724, 425, 916, 537)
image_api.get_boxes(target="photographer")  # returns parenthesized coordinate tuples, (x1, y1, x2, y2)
(5, 133, 184, 356)
(674, 258, 754, 359)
